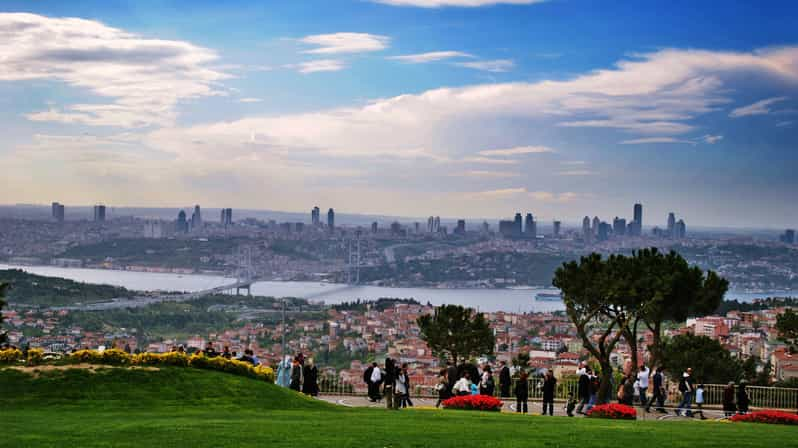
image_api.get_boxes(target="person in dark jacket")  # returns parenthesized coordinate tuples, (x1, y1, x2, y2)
(576, 367, 592, 414)
(301, 358, 319, 396)
(619, 376, 635, 406)
(479, 365, 495, 396)
(383, 358, 397, 410)
(499, 361, 512, 398)
(435, 369, 450, 408)
(515, 370, 529, 414)
(446, 361, 458, 397)
(723, 381, 737, 417)
(645, 367, 667, 413)
(737, 380, 750, 414)
(289, 357, 303, 391)
(542, 371, 557, 415)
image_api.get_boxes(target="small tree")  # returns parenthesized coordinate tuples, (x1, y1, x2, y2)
(776, 309, 798, 353)
(417, 304, 494, 364)
(661, 334, 742, 383)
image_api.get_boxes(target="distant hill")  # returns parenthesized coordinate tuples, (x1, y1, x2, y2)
(0, 269, 133, 307)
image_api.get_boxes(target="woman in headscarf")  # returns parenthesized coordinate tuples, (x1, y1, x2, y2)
(290, 357, 303, 391)
(737, 380, 750, 414)
(302, 358, 319, 396)
(276, 355, 292, 388)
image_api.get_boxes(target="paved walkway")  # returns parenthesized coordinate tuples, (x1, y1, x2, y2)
(316, 395, 731, 421)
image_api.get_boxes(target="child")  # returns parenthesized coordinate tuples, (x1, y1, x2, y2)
(695, 384, 707, 420)
(565, 392, 577, 417)
(470, 381, 479, 395)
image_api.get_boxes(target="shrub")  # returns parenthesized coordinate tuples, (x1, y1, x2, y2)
(587, 403, 637, 420)
(730, 410, 798, 425)
(0, 348, 23, 364)
(442, 395, 503, 412)
(26, 348, 44, 366)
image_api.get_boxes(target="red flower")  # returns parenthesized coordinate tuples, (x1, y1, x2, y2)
(730, 410, 798, 425)
(442, 395, 503, 412)
(586, 404, 637, 420)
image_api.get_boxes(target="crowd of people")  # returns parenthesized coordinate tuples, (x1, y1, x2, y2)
(276, 352, 319, 396)
(363, 358, 414, 409)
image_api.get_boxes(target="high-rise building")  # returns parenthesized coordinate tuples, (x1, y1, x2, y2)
(781, 229, 796, 244)
(433, 216, 441, 233)
(93, 204, 106, 222)
(427, 216, 434, 233)
(513, 213, 523, 238)
(591, 216, 600, 236)
(553, 221, 561, 238)
(190, 205, 202, 231)
(327, 208, 335, 230)
(311, 206, 320, 226)
(220, 208, 233, 226)
(613, 217, 626, 236)
(524, 213, 536, 239)
(481, 221, 490, 234)
(371, 222, 378, 233)
(414, 222, 420, 234)
(176, 210, 188, 233)
(632, 203, 643, 236)
(597, 221, 611, 242)
(675, 219, 686, 239)
(667, 212, 676, 238)
(582, 216, 591, 241)
(499, 220, 515, 238)
(51, 202, 65, 222)
(455, 219, 466, 235)
(143, 220, 163, 239)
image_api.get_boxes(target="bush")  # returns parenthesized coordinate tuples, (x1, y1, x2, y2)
(442, 395, 503, 412)
(587, 403, 637, 420)
(0, 348, 23, 364)
(26, 348, 44, 366)
(730, 410, 798, 425)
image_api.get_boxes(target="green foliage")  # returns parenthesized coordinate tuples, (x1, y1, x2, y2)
(776, 308, 798, 353)
(333, 298, 422, 312)
(0, 269, 133, 307)
(417, 304, 494, 363)
(716, 298, 798, 314)
(0, 282, 6, 344)
(661, 334, 744, 383)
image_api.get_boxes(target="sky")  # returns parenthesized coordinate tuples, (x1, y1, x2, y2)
(1, 0, 797, 229)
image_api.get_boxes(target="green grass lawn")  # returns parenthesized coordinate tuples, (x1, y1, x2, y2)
(2, 367, 796, 448)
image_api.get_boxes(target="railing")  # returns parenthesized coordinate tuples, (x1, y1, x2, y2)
(317, 375, 798, 411)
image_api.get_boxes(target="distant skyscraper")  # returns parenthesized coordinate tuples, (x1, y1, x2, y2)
(433, 216, 441, 233)
(220, 208, 233, 226)
(524, 213, 536, 239)
(513, 213, 523, 238)
(553, 221, 561, 238)
(414, 222, 420, 234)
(591, 216, 600, 236)
(597, 221, 611, 241)
(311, 206, 320, 226)
(675, 219, 686, 239)
(499, 220, 515, 238)
(613, 217, 626, 236)
(371, 221, 378, 233)
(51, 202, 64, 222)
(327, 208, 335, 231)
(481, 221, 490, 234)
(667, 212, 676, 238)
(455, 219, 466, 235)
(582, 216, 591, 241)
(781, 229, 796, 244)
(93, 204, 106, 222)
(176, 210, 188, 233)
(143, 220, 163, 239)
(427, 216, 434, 233)
(191, 205, 202, 231)
(633, 203, 643, 236)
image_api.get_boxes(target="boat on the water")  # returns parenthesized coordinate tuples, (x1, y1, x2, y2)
(535, 292, 562, 302)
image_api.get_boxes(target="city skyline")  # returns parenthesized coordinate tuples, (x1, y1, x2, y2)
(1, 2, 798, 228)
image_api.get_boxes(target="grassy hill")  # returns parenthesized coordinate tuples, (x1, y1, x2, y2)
(0, 269, 133, 307)
(3, 367, 797, 448)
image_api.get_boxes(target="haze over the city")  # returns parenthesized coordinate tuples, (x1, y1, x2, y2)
(1, 1, 797, 228)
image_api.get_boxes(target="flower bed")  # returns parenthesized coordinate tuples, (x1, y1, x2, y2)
(441, 395, 503, 412)
(586, 403, 636, 420)
(730, 410, 798, 425)
(0, 348, 23, 364)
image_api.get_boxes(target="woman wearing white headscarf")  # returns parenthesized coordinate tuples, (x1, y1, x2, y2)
(276, 355, 292, 388)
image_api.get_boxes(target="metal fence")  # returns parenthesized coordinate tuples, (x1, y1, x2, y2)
(318, 375, 798, 411)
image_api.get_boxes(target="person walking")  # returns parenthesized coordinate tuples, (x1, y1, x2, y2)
(576, 366, 592, 414)
(676, 368, 695, 417)
(302, 358, 319, 396)
(737, 380, 750, 414)
(446, 360, 458, 398)
(435, 369, 450, 408)
(694, 384, 707, 420)
(383, 358, 397, 410)
(499, 361, 512, 398)
(637, 364, 650, 406)
(722, 381, 737, 417)
(368, 362, 383, 402)
(542, 371, 557, 416)
(289, 357, 303, 391)
(515, 370, 529, 414)
(398, 363, 413, 408)
(395, 368, 408, 409)
(646, 367, 667, 413)
(480, 365, 495, 396)
(277, 355, 292, 388)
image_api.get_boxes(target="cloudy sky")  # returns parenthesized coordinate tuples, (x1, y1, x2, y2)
(1, 0, 797, 228)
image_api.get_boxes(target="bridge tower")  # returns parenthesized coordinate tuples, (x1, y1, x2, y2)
(234, 246, 255, 296)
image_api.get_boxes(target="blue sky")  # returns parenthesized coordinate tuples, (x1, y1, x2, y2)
(1, 0, 797, 228)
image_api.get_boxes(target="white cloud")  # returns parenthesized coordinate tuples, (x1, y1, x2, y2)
(730, 96, 788, 117)
(776, 120, 794, 127)
(0, 13, 228, 127)
(452, 170, 520, 178)
(299, 33, 389, 54)
(702, 134, 723, 144)
(372, 0, 545, 7)
(388, 51, 474, 63)
(238, 98, 263, 103)
(454, 59, 514, 72)
(478, 146, 555, 156)
(620, 137, 692, 145)
(557, 170, 596, 176)
(290, 59, 347, 74)
(465, 188, 580, 203)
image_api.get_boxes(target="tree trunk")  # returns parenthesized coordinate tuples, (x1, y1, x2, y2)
(647, 321, 662, 367)
(598, 361, 613, 405)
